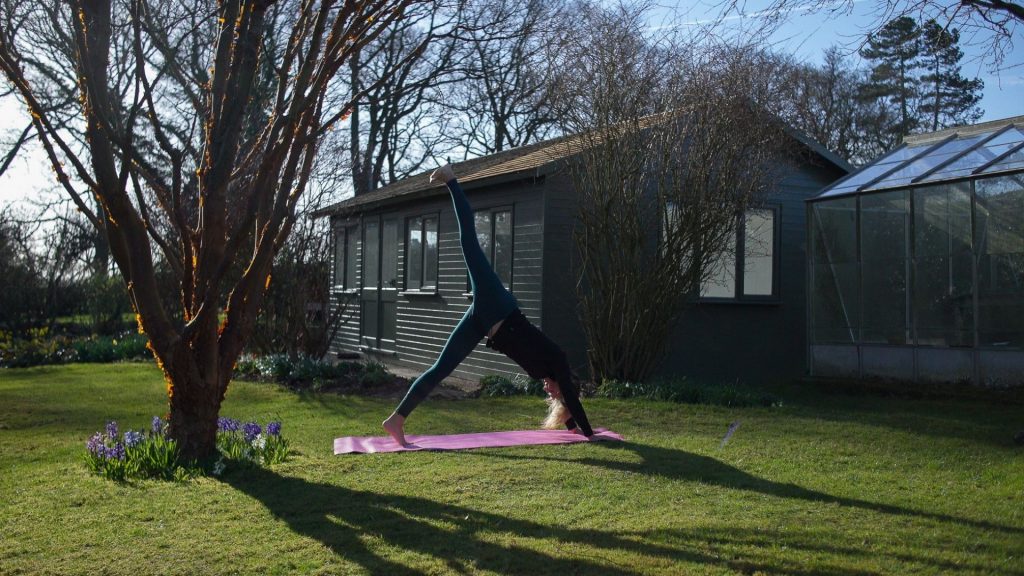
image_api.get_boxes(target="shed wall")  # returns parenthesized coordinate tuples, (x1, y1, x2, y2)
(659, 162, 846, 384)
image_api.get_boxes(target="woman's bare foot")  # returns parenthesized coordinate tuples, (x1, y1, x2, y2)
(430, 163, 455, 184)
(382, 412, 409, 447)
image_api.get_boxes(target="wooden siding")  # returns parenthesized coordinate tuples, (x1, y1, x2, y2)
(539, 170, 591, 378)
(329, 179, 546, 383)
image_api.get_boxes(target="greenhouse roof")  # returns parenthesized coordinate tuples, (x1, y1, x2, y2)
(815, 115, 1024, 200)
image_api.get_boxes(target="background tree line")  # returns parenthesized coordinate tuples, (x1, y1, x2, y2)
(0, 0, 997, 454)
(2, 1, 986, 340)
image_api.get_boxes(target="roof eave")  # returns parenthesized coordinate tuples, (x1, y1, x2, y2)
(315, 165, 553, 219)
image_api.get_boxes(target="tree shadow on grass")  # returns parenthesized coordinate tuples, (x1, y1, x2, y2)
(222, 466, 882, 576)
(479, 442, 1024, 538)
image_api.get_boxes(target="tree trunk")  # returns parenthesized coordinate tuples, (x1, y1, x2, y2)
(163, 349, 228, 461)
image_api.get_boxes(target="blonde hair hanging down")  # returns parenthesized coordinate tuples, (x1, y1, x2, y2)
(542, 396, 571, 430)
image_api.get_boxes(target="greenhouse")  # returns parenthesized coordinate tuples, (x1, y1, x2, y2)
(808, 116, 1024, 387)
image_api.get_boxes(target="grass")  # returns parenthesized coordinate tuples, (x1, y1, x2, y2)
(1, 363, 1022, 575)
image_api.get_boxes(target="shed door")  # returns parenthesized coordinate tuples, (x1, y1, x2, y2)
(361, 216, 399, 352)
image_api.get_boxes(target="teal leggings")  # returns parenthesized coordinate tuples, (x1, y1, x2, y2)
(395, 178, 517, 417)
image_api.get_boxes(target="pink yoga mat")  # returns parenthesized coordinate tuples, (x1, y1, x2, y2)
(334, 428, 624, 454)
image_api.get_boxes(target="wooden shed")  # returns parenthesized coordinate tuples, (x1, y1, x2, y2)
(318, 128, 849, 386)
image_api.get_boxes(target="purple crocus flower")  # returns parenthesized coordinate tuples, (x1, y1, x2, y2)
(123, 430, 145, 448)
(105, 421, 119, 439)
(242, 422, 261, 443)
(86, 432, 105, 456)
(151, 416, 164, 435)
(266, 421, 282, 437)
(218, 417, 241, 433)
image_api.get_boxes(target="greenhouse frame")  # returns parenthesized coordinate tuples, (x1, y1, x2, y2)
(807, 116, 1024, 387)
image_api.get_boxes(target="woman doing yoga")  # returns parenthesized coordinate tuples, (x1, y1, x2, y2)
(382, 164, 593, 446)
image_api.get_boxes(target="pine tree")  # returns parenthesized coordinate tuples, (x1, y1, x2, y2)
(919, 20, 984, 132)
(859, 16, 923, 149)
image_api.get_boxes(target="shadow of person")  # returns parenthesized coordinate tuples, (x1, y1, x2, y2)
(222, 465, 879, 576)
(477, 441, 1024, 536)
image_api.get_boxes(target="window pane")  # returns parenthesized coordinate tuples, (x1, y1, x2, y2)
(701, 226, 736, 298)
(861, 191, 908, 261)
(859, 192, 909, 344)
(978, 253, 1024, 347)
(914, 183, 972, 258)
(494, 211, 513, 287)
(743, 209, 774, 296)
(363, 220, 379, 288)
(913, 184, 973, 347)
(861, 258, 909, 344)
(475, 212, 493, 264)
(382, 219, 398, 289)
(810, 262, 859, 343)
(810, 199, 859, 342)
(406, 217, 422, 290)
(811, 198, 857, 265)
(423, 217, 438, 289)
(333, 228, 346, 288)
(345, 227, 358, 290)
(976, 175, 1024, 347)
(915, 254, 973, 346)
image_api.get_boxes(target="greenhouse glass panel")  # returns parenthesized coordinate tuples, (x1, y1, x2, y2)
(929, 127, 1024, 181)
(985, 147, 1024, 174)
(811, 198, 857, 265)
(818, 145, 922, 197)
(872, 134, 988, 190)
(913, 184, 972, 346)
(976, 175, 1024, 347)
(860, 192, 909, 344)
(810, 198, 859, 343)
(811, 262, 859, 343)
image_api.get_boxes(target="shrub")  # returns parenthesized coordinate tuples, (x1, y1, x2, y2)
(233, 353, 366, 390)
(72, 334, 149, 363)
(596, 377, 781, 408)
(0, 329, 148, 368)
(480, 373, 545, 397)
(359, 361, 392, 388)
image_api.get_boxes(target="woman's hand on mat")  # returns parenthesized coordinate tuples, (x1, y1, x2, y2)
(430, 163, 455, 184)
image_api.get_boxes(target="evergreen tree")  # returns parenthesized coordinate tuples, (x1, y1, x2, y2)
(919, 20, 984, 132)
(859, 16, 923, 149)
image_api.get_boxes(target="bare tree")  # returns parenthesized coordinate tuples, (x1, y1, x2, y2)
(0, 0, 428, 459)
(346, 2, 464, 195)
(556, 5, 791, 381)
(764, 47, 892, 164)
(443, 0, 569, 157)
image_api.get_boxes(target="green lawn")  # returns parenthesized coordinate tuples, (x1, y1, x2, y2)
(1, 364, 1022, 575)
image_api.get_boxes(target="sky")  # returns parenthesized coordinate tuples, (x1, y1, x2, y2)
(1, 0, 1021, 211)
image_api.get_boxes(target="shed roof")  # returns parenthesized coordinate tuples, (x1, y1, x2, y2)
(317, 115, 851, 217)
(814, 115, 1024, 200)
